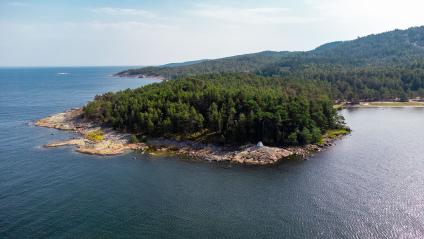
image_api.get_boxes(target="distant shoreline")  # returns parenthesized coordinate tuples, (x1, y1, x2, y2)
(352, 101, 424, 108)
(114, 73, 165, 81)
(334, 101, 424, 109)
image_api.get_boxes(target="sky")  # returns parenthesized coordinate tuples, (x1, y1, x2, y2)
(1, 0, 424, 66)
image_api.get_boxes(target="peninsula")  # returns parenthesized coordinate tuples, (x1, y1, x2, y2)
(36, 73, 349, 165)
(37, 26, 424, 164)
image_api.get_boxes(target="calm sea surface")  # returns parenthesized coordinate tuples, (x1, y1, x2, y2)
(1, 67, 424, 239)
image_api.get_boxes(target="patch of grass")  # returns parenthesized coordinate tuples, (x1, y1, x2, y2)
(85, 130, 104, 142)
(324, 128, 351, 139)
(333, 103, 345, 110)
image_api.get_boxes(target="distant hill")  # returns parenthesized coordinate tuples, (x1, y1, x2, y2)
(161, 59, 209, 68)
(309, 27, 424, 64)
(117, 26, 424, 78)
(116, 51, 292, 78)
(116, 26, 424, 101)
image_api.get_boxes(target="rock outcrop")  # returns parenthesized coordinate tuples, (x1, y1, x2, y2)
(36, 109, 146, 156)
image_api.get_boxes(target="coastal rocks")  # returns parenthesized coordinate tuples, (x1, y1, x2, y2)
(228, 146, 292, 165)
(35, 108, 82, 130)
(75, 141, 146, 156)
(36, 108, 148, 156)
(45, 138, 147, 156)
(45, 139, 86, 147)
(148, 140, 293, 165)
(35, 108, 346, 165)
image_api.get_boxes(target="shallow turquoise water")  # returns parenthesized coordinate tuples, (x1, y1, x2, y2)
(1, 67, 424, 238)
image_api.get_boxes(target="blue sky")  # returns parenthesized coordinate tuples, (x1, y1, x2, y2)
(1, 0, 424, 66)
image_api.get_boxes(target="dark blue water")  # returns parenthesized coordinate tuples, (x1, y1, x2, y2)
(1, 68, 424, 238)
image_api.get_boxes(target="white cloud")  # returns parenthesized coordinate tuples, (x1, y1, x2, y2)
(307, 0, 424, 29)
(188, 4, 319, 24)
(90, 7, 156, 18)
(87, 21, 177, 31)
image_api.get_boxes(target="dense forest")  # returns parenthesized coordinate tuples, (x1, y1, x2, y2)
(285, 63, 424, 101)
(117, 26, 424, 101)
(87, 26, 424, 146)
(84, 74, 344, 146)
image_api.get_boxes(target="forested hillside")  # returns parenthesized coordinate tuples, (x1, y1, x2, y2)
(84, 73, 343, 146)
(117, 26, 424, 101)
(116, 51, 292, 78)
(283, 62, 424, 101)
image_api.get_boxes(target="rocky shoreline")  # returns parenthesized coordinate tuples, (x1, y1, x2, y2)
(114, 72, 165, 80)
(35, 109, 147, 155)
(35, 108, 345, 165)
